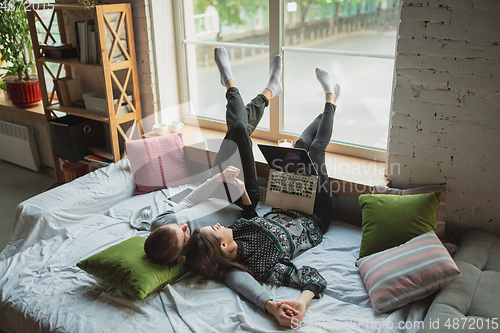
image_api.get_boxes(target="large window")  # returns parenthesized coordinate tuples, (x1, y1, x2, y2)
(179, 0, 400, 160)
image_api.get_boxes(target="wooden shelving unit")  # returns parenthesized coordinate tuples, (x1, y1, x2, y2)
(26, 3, 143, 183)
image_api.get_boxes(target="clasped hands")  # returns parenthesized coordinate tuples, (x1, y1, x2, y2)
(266, 299, 305, 328)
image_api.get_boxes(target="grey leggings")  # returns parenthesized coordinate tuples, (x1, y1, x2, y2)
(294, 103, 336, 234)
(211, 87, 269, 207)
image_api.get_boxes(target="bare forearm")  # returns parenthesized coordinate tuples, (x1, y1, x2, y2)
(296, 290, 315, 305)
(240, 189, 252, 206)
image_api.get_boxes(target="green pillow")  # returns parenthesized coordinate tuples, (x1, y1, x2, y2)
(77, 236, 188, 300)
(358, 191, 441, 259)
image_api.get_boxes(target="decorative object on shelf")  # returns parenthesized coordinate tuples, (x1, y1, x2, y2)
(83, 89, 132, 117)
(277, 138, 293, 147)
(152, 123, 168, 136)
(0, 0, 42, 107)
(168, 121, 184, 133)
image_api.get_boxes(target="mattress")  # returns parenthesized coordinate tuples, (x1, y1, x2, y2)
(0, 158, 429, 333)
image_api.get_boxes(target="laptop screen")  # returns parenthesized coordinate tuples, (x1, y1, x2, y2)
(258, 144, 318, 176)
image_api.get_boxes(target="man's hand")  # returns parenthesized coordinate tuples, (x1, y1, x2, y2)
(276, 299, 306, 325)
(215, 166, 240, 183)
(226, 176, 246, 195)
(265, 300, 300, 328)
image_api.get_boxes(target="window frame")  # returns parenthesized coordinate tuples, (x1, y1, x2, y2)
(174, 0, 392, 161)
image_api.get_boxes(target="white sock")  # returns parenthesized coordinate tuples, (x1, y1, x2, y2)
(315, 67, 334, 94)
(265, 54, 282, 98)
(333, 84, 340, 102)
(214, 47, 234, 87)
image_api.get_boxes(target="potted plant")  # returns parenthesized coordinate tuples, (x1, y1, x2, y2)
(0, 0, 41, 107)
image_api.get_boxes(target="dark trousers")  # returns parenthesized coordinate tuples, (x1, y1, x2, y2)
(211, 87, 269, 207)
(294, 103, 336, 234)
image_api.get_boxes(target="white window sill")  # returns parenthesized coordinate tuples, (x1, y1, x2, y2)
(146, 125, 388, 199)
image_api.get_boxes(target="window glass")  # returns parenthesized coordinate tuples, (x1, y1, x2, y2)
(283, 0, 399, 150)
(32, 1, 62, 97)
(185, 0, 270, 129)
(180, 0, 400, 155)
(189, 45, 270, 129)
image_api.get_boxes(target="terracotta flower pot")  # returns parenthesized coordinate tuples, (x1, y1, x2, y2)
(3, 75, 42, 108)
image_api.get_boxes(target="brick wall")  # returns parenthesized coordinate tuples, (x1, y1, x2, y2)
(388, 0, 500, 242)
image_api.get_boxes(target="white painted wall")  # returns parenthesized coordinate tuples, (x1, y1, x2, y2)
(388, 0, 500, 242)
(148, 0, 183, 127)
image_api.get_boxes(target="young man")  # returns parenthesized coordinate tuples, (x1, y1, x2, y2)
(144, 47, 301, 325)
(144, 46, 282, 264)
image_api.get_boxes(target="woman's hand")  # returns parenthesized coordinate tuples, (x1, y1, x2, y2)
(275, 290, 314, 327)
(215, 166, 240, 183)
(265, 300, 300, 328)
(276, 299, 305, 325)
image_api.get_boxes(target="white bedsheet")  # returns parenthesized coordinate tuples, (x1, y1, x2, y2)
(0, 159, 429, 333)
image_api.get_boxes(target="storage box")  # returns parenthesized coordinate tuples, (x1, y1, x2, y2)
(83, 90, 132, 117)
(48, 115, 106, 162)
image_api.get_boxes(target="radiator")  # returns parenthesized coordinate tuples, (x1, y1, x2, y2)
(0, 120, 41, 171)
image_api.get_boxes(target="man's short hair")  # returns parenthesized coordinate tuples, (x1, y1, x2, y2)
(144, 225, 182, 264)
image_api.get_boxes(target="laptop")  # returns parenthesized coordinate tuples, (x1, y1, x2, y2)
(258, 144, 318, 215)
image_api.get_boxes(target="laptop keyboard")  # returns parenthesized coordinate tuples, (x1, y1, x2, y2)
(269, 172, 315, 198)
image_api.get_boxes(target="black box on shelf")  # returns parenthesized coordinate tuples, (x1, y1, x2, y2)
(43, 48, 78, 59)
(48, 115, 106, 162)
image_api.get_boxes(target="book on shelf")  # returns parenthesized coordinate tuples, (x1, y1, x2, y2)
(76, 21, 86, 63)
(88, 147, 113, 161)
(53, 78, 82, 107)
(84, 154, 111, 166)
(75, 19, 99, 64)
(53, 79, 63, 106)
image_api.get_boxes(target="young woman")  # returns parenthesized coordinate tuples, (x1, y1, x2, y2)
(146, 46, 304, 326)
(185, 67, 340, 317)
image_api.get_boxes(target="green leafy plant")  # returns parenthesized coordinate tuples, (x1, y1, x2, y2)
(78, 0, 100, 10)
(0, 0, 35, 82)
(194, 0, 268, 27)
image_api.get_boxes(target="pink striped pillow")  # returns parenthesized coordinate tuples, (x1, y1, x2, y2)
(125, 133, 191, 195)
(356, 231, 460, 314)
(372, 185, 447, 241)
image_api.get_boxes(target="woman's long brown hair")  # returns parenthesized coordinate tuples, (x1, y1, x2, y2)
(184, 228, 254, 280)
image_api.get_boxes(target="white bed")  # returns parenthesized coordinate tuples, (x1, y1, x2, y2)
(0, 158, 430, 333)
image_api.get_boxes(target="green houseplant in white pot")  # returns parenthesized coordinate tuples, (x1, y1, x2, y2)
(0, 1, 41, 107)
